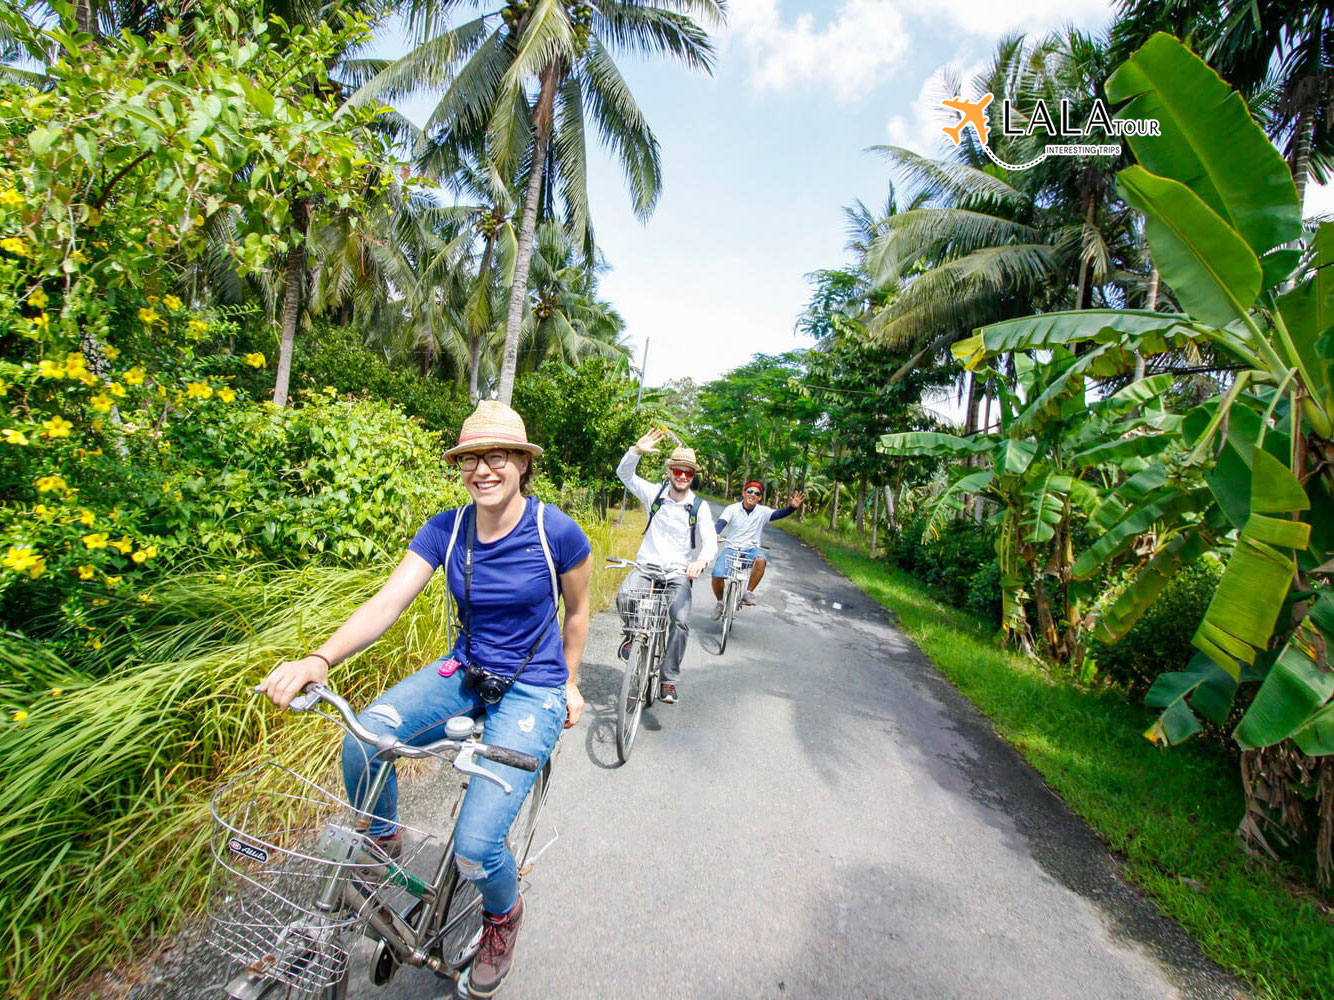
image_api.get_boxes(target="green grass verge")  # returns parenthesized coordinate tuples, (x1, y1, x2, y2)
(783, 519, 1334, 1000)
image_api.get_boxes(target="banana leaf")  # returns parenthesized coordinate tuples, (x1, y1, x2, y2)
(996, 438, 1038, 475)
(1276, 222, 1334, 419)
(922, 470, 995, 541)
(1144, 652, 1238, 745)
(1072, 487, 1201, 580)
(1234, 618, 1334, 750)
(1023, 472, 1071, 545)
(1105, 32, 1300, 260)
(1090, 467, 1169, 532)
(1117, 165, 1262, 327)
(878, 431, 991, 459)
(960, 310, 1191, 370)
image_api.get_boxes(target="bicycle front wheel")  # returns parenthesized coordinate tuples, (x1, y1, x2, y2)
(720, 580, 736, 654)
(430, 757, 552, 975)
(616, 639, 652, 763)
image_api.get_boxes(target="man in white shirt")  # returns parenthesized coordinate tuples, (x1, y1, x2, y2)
(711, 482, 804, 618)
(615, 428, 718, 704)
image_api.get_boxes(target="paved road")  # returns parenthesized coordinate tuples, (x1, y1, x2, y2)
(339, 524, 1245, 1000)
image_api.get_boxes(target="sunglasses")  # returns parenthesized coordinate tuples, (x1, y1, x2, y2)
(457, 450, 514, 472)
(744, 488, 762, 496)
(669, 467, 694, 478)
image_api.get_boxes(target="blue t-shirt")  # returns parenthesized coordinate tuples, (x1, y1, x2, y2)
(408, 497, 590, 687)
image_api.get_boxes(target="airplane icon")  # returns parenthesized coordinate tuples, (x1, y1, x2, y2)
(941, 94, 993, 146)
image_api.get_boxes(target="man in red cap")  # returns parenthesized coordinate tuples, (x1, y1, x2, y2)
(711, 482, 804, 617)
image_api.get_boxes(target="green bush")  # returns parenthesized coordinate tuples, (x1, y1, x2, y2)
(1094, 554, 1223, 695)
(885, 513, 999, 612)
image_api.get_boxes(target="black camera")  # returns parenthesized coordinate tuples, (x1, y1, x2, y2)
(460, 662, 515, 705)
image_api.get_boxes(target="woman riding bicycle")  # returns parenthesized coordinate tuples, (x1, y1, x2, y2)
(259, 400, 592, 999)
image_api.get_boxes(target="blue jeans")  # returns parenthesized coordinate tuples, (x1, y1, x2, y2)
(616, 570, 693, 685)
(711, 546, 763, 579)
(341, 660, 565, 915)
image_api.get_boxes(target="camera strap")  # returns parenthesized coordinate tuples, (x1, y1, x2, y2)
(453, 503, 559, 688)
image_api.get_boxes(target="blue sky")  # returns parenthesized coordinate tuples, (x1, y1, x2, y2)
(379, 0, 1334, 389)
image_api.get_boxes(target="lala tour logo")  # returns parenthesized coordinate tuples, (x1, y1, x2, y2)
(941, 93, 1160, 171)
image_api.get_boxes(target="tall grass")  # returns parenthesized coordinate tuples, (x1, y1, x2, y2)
(3, 507, 645, 999)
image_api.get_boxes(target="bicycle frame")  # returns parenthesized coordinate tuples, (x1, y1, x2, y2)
(219, 685, 547, 998)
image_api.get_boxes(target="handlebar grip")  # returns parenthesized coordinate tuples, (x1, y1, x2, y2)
(479, 745, 541, 771)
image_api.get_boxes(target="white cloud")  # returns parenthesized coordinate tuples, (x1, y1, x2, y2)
(726, 0, 912, 102)
(904, 0, 1115, 38)
(885, 59, 988, 158)
(1307, 180, 1334, 221)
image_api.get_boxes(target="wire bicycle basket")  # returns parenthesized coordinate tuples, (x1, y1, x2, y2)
(205, 760, 438, 993)
(622, 585, 671, 641)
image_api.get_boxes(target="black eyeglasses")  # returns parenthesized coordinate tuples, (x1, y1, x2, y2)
(457, 450, 513, 472)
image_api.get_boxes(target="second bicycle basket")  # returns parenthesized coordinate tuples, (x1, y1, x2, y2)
(622, 585, 671, 640)
(205, 760, 437, 993)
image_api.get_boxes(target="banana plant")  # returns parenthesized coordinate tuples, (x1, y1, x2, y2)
(880, 351, 1173, 662)
(951, 33, 1334, 877)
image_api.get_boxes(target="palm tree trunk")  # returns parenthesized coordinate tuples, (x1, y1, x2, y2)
(497, 62, 561, 405)
(469, 229, 497, 402)
(829, 480, 840, 530)
(272, 197, 309, 409)
(870, 487, 879, 556)
(1291, 105, 1314, 210)
(855, 476, 867, 537)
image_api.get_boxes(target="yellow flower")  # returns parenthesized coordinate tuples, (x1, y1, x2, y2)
(187, 318, 208, 339)
(104, 575, 122, 586)
(78, 509, 95, 526)
(42, 415, 73, 438)
(92, 597, 109, 606)
(90, 418, 104, 432)
(0, 188, 22, 208)
(108, 382, 126, 398)
(3, 546, 38, 572)
(185, 381, 213, 399)
(76, 564, 95, 580)
(28, 287, 48, 309)
(0, 236, 29, 256)
(35, 475, 68, 493)
(12, 711, 27, 723)
(82, 532, 109, 550)
(49, 687, 62, 697)
(147, 295, 159, 304)
(244, 352, 265, 368)
(37, 359, 64, 379)
(28, 313, 50, 335)
(131, 545, 156, 563)
(89, 637, 101, 650)
(137, 592, 155, 604)
(27, 557, 45, 579)
(218, 388, 237, 403)
(32, 504, 48, 518)
(111, 536, 133, 554)
(138, 307, 160, 326)
(90, 394, 112, 413)
(2, 429, 28, 445)
(64, 353, 88, 379)
(103, 344, 120, 361)
(124, 366, 145, 386)
(163, 294, 183, 311)
(216, 573, 227, 582)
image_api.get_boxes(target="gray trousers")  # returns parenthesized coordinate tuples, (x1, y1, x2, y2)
(616, 570, 693, 684)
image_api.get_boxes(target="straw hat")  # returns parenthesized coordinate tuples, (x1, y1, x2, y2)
(665, 446, 700, 472)
(444, 400, 544, 460)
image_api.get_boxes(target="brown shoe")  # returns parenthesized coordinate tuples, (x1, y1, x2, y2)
(467, 894, 524, 997)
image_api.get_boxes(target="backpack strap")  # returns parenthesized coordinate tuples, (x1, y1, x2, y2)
(535, 501, 558, 607)
(643, 483, 668, 535)
(442, 504, 471, 647)
(688, 496, 703, 550)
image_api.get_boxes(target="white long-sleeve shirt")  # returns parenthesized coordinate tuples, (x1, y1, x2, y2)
(617, 448, 718, 570)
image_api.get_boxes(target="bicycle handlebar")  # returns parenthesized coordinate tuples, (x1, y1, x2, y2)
(267, 683, 541, 772)
(604, 557, 681, 579)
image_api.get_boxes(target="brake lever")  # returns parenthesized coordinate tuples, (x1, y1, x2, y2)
(452, 743, 513, 795)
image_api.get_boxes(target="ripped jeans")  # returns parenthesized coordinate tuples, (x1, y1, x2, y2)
(341, 659, 566, 915)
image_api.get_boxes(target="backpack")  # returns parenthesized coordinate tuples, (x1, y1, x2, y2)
(644, 483, 704, 550)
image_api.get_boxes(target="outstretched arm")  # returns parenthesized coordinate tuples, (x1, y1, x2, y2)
(769, 490, 806, 521)
(559, 554, 592, 728)
(260, 551, 436, 708)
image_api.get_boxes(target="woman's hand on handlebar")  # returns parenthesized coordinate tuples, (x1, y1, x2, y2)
(259, 655, 329, 710)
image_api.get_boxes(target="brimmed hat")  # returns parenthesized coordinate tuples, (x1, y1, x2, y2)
(665, 446, 700, 473)
(444, 400, 544, 460)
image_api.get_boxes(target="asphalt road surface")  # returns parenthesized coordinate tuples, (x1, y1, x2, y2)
(331, 523, 1246, 1000)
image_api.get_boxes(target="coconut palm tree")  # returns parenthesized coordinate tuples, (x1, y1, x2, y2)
(355, 0, 724, 404)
